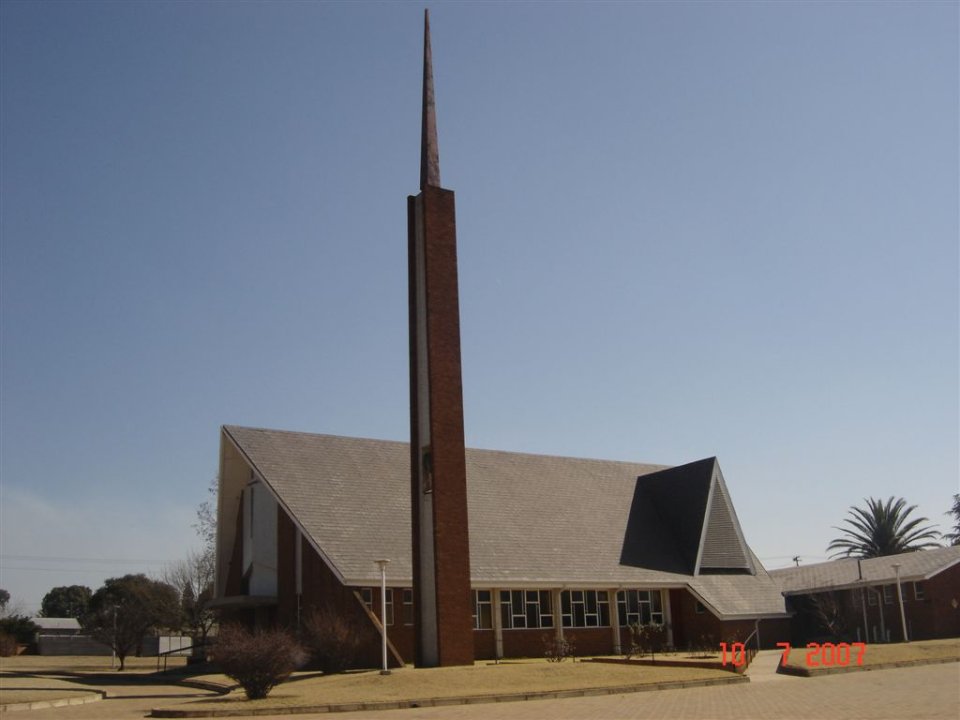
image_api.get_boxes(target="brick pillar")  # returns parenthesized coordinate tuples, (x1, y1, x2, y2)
(408, 186, 474, 668)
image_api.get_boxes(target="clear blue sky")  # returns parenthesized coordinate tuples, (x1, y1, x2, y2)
(1, 1, 957, 614)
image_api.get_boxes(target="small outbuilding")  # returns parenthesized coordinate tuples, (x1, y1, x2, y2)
(770, 545, 960, 643)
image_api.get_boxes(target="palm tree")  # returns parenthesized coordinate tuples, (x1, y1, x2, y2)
(945, 494, 960, 546)
(827, 496, 941, 558)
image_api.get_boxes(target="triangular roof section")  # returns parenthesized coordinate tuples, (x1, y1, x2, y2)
(696, 462, 755, 574)
(628, 458, 755, 576)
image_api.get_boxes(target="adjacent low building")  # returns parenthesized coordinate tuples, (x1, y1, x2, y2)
(214, 425, 791, 667)
(770, 545, 960, 644)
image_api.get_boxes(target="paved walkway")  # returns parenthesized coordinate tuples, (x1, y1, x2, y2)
(13, 660, 959, 719)
(743, 648, 786, 683)
(281, 661, 958, 720)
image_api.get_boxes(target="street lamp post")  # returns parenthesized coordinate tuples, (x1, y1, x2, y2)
(892, 563, 909, 643)
(375, 559, 390, 675)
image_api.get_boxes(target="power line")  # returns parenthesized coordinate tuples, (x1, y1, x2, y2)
(1, 554, 169, 565)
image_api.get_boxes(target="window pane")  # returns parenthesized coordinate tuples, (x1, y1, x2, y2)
(540, 591, 552, 612)
(617, 604, 627, 627)
(561, 592, 571, 614)
(501, 604, 512, 629)
(600, 604, 610, 627)
(479, 605, 492, 629)
(628, 592, 639, 614)
(541, 614, 553, 628)
(512, 592, 524, 615)
(478, 590, 490, 603)
(574, 605, 586, 627)
(572, 590, 584, 603)
(651, 591, 662, 612)
(586, 592, 597, 614)
(641, 606, 651, 625)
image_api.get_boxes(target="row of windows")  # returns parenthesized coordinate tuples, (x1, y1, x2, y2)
(360, 588, 413, 626)
(360, 587, 670, 629)
(472, 589, 667, 630)
(864, 582, 925, 606)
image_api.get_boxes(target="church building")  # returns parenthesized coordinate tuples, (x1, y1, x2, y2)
(212, 12, 791, 667)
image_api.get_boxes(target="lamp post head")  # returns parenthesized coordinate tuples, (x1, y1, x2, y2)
(375, 559, 390, 570)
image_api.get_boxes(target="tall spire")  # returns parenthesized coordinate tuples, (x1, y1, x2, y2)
(420, 9, 441, 189)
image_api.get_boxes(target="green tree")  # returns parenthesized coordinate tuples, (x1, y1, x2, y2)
(944, 494, 960, 546)
(41, 585, 92, 619)
(827, 496, 941, 559)
(82, 574, 180, 670)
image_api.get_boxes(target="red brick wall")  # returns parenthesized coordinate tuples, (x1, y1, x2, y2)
(473, 630, 496, 660)
(670, 587, 787, 650)
(914, 564, 960, 640)
(564, 628, 614, 656)
(287, 513, 399, 668)
(501, 629, 550, 658)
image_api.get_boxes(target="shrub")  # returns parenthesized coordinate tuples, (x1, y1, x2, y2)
(0, 631, 18, 657)
(542, 632, 575, 662)
(302, 605, 366, 674)
(0, 615, 38, 645)
(624, 623, 668, 661)
(212, 624, 306, 700)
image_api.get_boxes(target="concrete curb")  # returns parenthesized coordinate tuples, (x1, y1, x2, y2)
(778, 655, 959, 678)
(0, 690, 106, 713)
(149, 675, 748, 717)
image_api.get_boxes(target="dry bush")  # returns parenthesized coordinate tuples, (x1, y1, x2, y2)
(302, 605, 366, 674)
(624, 623, 669, 661)
(0, 631, 17, 657)
(542, 632, 575, 662)
(212, 624, 306, 700)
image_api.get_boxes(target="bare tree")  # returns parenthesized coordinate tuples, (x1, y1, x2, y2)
(809, 591, 847, 638)
(163, 549, 216, 656)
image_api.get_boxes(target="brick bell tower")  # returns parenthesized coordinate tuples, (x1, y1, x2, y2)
(407, 9, 474, 668)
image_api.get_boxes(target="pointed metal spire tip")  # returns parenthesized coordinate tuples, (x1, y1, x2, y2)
(420, 8, 441, 190)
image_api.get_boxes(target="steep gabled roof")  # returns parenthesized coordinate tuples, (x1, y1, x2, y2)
(220, 425, 787, 619)
(628, 458, 755, 575)
(770, 545, 960, 595)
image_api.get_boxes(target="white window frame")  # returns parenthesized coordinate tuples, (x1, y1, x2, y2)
(472, 590, 493, 630)
(914, 582, 925, 601)
(560, 590, 610, 628)
(499, 590, 554, 629)
(616, 590, 665, 626)
(883, 585, 893, 604)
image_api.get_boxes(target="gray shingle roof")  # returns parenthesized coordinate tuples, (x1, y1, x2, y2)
(222, 425, 788, 619)
(769, 545, 960, 595)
